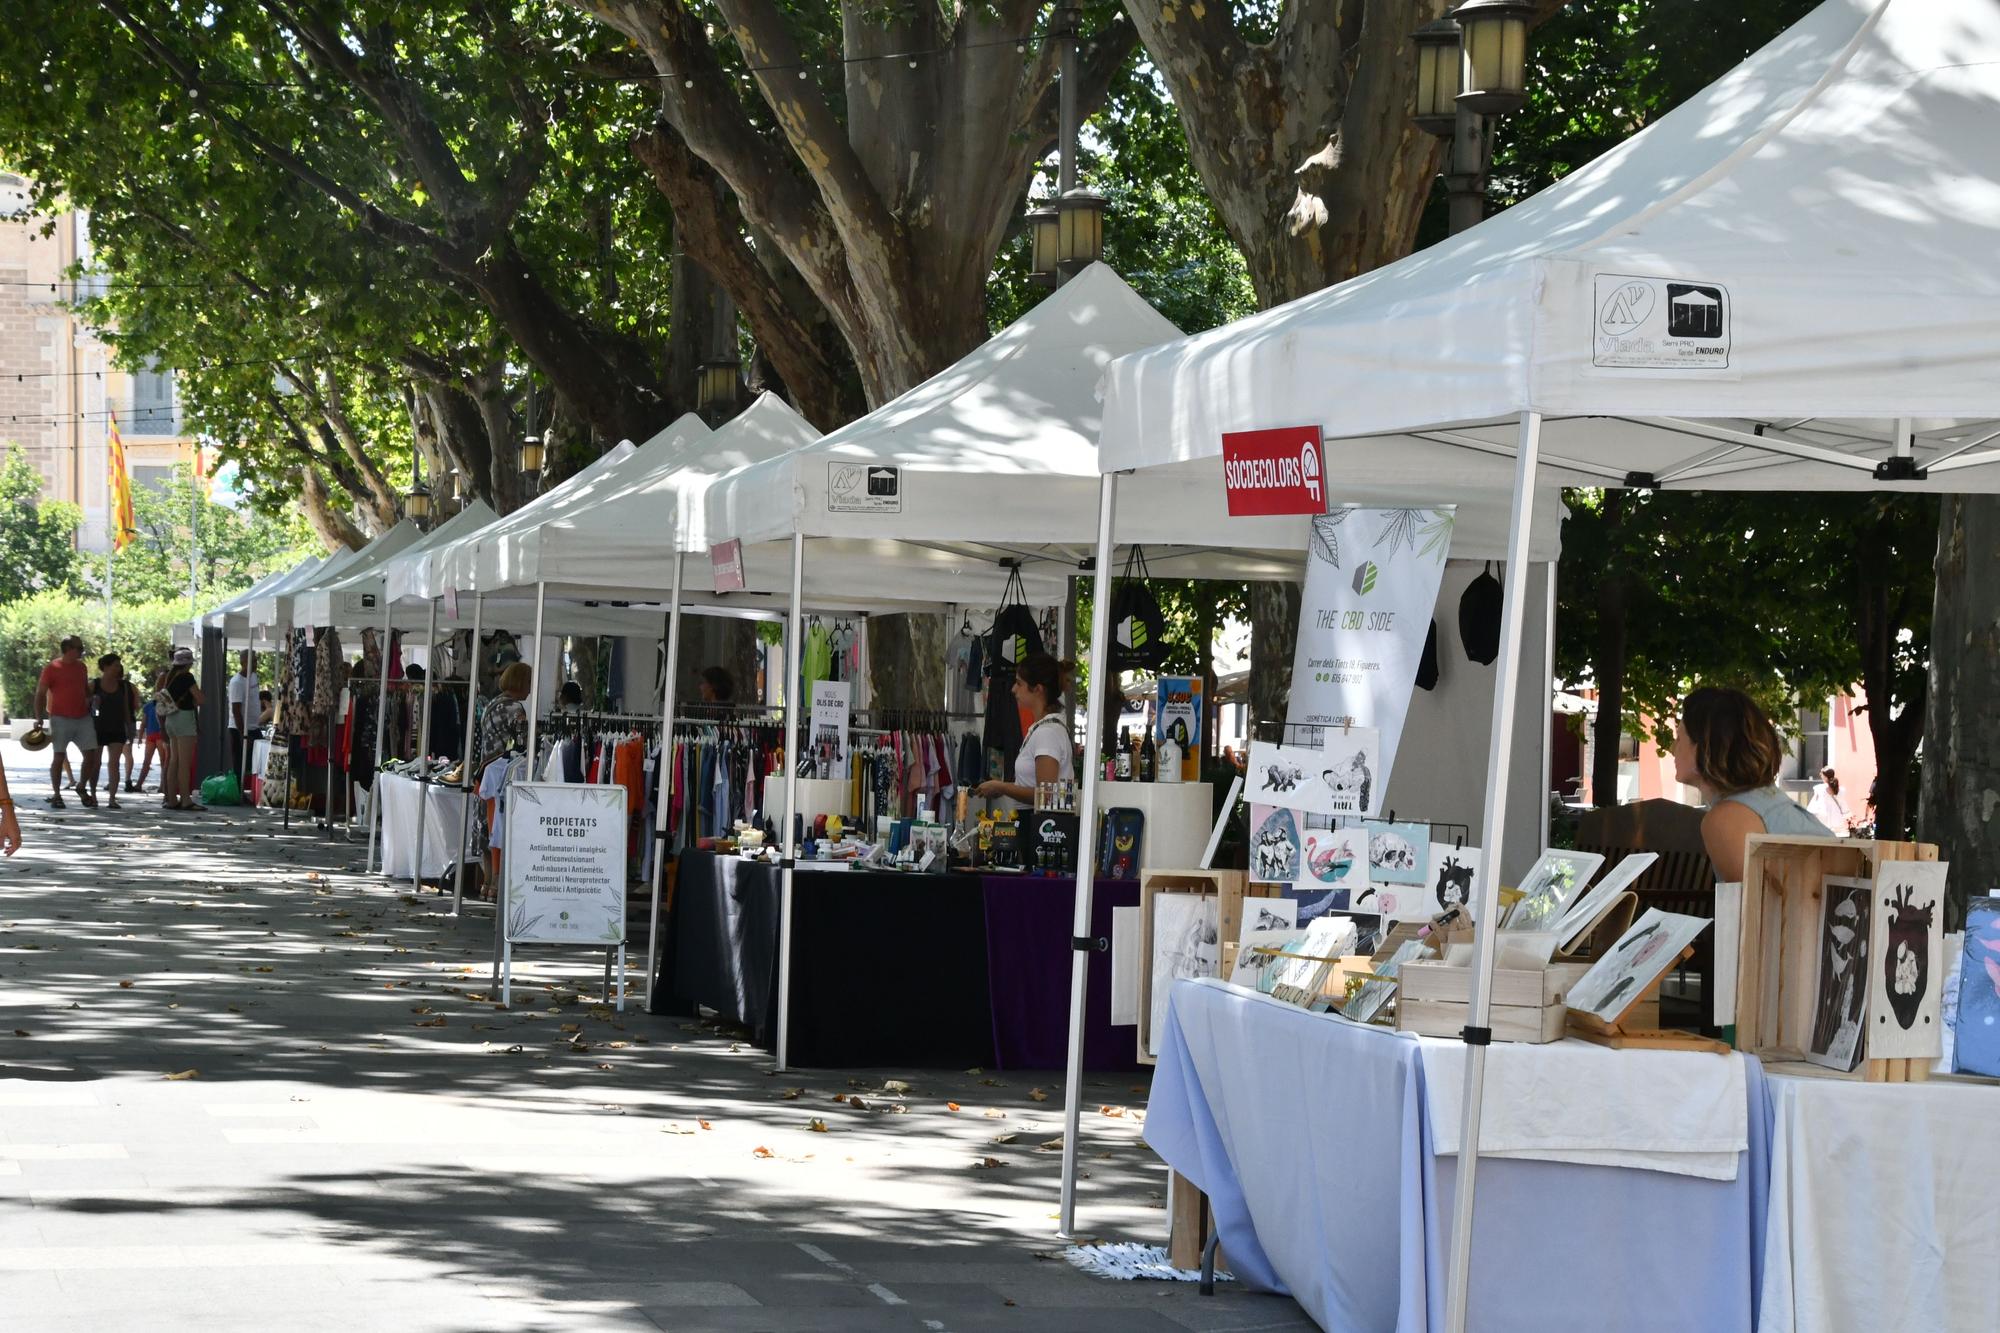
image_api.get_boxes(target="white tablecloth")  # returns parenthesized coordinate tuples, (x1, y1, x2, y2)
(1420, 1035, 1747, 1179)
(377, 772, 470, 880)
(1760, 1074, 2000, 1333)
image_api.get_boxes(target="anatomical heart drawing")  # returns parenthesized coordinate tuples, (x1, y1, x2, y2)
(1867, 861, 1948, 1061)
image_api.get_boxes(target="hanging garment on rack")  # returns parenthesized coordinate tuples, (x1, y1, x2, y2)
(311, 629, 344, 726)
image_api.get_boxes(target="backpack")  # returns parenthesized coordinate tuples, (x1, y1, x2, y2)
(155, 671, 186, 718)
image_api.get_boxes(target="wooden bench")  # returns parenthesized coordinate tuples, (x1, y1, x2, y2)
(1575, 799, 1719, 1030)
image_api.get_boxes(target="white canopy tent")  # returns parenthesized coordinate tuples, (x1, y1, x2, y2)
(1086, 0, 2000, 1325)
(227, 555, 325, 643)
(700, 263, 1567, 1070)
(247, 525, 422, 636)
(181, 565, 294, 649)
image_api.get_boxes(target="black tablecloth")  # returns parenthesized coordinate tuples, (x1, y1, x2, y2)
(656, 853, 994, 1067)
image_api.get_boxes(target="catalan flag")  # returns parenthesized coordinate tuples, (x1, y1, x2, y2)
(107, 410, 137, 551)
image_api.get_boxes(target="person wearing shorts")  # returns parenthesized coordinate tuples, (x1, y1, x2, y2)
(32, 635, 99, 810)
(159, 649, 204, 812)
(82, 653, 141, 810)
(135, 671, 166, 792)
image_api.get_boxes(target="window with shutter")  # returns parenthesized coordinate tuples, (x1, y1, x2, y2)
(128, 367, 177, 436)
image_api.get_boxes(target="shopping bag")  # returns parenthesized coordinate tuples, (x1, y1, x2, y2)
(199, 771, 244, 806)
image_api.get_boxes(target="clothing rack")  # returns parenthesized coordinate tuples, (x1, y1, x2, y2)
(850, 707, 984, 731)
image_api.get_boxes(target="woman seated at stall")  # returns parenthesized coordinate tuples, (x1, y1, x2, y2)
(973, 652, 1073, 810)
(1670, 685, 1827, 881)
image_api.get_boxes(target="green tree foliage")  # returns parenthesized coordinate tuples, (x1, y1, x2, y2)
(0, 591, 187, 716)
(0, 445, 81, 604)
(75, 464, 318, 608)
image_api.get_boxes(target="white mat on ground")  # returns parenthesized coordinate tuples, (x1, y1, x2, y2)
(1420, 1037, 1746, 1180)
(1063, 1243, 1231, 1283)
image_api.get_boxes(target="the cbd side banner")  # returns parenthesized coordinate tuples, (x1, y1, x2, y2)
(1221, 425, 1325, 516)
(1285, 506, 1456, 788)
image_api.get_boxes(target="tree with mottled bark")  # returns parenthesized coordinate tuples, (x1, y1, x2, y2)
(571, 1, 1137, 409)
(1920, 496, 2000, 928)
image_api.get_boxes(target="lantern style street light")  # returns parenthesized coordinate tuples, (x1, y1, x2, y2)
(697, 358, 741, 422)
(404, 480, 432, 522)
(1412, 19, 1462, 138)
(1057, 188, 1106, 275)
(518, 434, 544, 476)
(1410, 3, 1538, 236)
(1453, 0, 1534, 114)
(1027, 205, 1060, 285)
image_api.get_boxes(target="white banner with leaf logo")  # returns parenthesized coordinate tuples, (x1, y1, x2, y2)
(1285, 506, 1455, 788)
(504, 783, 628, 945)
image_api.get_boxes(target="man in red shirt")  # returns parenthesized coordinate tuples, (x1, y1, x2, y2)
(32, 635, 99, 810)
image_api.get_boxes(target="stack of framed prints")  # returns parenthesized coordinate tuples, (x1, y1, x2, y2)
(1736, 834, 1945, 1080)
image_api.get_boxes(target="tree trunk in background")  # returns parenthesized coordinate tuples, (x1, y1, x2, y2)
(664, 245, 730, 414)
(1920, 495, 2000, 928)
(296, 465, 367, 552)
(1248, 581, 1301, 742)
(673, 617, 759, 714)
(1195, 585, 1220, 759)
(866, 614, 947, 714)
(1853, 519, 1925, 840)
(1591, 579, 1630, 809)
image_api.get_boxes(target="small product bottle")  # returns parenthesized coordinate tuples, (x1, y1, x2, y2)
(1114, 728, 1133, 781)
(1158, 730, 1183, 784)
(1139, 722, 1157, 784)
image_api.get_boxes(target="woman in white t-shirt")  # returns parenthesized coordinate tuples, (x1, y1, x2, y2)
(974, 652, 1073, 809)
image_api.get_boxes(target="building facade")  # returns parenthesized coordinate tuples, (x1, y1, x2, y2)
(0, 173, 197, 550)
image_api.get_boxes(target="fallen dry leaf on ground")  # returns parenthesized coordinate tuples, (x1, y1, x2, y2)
(1100, 1106, 1127, 1117)
(414, 1017, 446, 1028)
(991, 1132, 1020, 1145)
(119, 980, 134, 989)
(883, 1079, 912, 1094)
(945, 1102, 962, 1112)
(982, 1108, 1006, 1119)
(1040, 1137, 1065, 1151)
(11, 1029, 29, 1038)
(779, 1087, 804, 1100)
(975, 1156, 1007, 1170)
(698, 1119, 712, 1130)
(806, 1118, 829, 1133)
(752, 1146, 774, 1159)
(162, 1069, 199, 1081)
(1028, 1088, 1048, 1102)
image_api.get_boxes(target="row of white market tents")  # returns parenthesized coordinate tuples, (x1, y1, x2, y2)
(1076, 1, 2000, 1328)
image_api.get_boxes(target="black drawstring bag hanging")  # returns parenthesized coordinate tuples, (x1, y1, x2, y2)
(1108, 546, 1169, 672)
(1416, 619, 1441, 691)
(984, 565, 1046, 756)
(1460, 562, 1503, 665)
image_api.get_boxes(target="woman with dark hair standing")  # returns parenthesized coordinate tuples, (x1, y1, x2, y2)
(973, 652, 1073, 810)
(83, 653, 140, 810)
(1671, 686, 1827, 881)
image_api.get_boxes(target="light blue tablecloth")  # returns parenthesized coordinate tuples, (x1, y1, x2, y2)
(1146, 977, 1772, 1332)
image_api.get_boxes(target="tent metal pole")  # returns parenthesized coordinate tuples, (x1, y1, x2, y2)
(1443, 410, 1544, 1333)
(452, 592, 484, 918)
(499, 579, 547, 986)
(364, 591, 394, 875)
(411, 597, 439, 894)
(1540, 560, 1557, 854)
(646, 554, 687, 1004)
(775, 531, 805, 1072)
(1058, 471, 1119, 1237)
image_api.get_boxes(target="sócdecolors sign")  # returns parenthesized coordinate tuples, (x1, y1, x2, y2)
(1221, 426, 1326, 516)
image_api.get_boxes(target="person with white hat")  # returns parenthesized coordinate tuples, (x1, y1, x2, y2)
(158, 647, 205, 812)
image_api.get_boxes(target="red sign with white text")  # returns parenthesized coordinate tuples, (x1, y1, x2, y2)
(709, 539, 746, 592)
(1221, 426, 1326, 516)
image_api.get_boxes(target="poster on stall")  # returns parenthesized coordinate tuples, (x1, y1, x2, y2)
(1286, 506, 1455, 794)
(1156, 676, 1204, 782)
(810, 679, 851, 766)
(503, 783, 627, 945)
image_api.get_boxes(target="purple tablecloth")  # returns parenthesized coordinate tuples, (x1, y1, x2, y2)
(981, 876, 1142, 1072)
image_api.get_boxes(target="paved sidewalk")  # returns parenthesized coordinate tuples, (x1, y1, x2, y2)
(0, 740, 1311, 1332)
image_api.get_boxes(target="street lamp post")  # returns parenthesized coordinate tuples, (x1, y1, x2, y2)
(1025, 4, 1107, 287)
(1413, 2, 1536, 237)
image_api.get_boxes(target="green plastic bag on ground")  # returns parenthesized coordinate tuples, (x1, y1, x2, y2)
(199, 771, 243, 806)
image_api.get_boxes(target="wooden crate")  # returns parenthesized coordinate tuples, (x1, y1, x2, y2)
(1137, 869, 1267, 1065)
(1396, 961, 1591, 1045)
(1735, 834, 1939, 1079)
